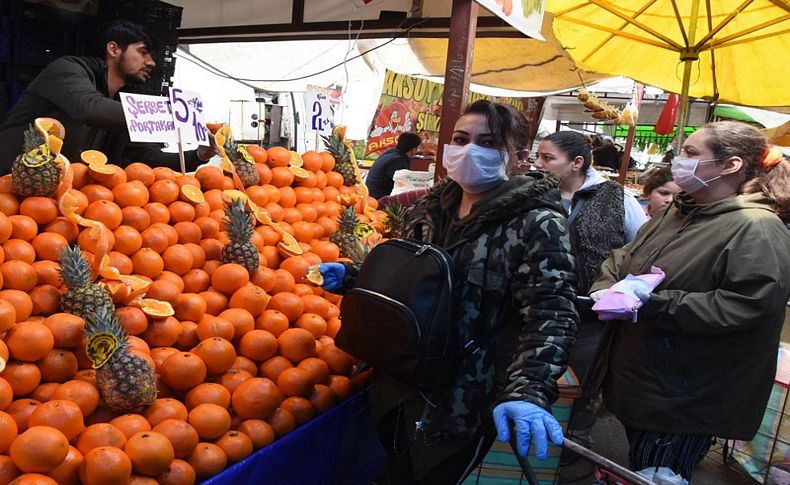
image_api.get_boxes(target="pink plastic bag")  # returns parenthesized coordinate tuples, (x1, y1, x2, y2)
(592, 267, 665, 321)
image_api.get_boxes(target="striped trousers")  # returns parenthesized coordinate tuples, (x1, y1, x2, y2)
(625, 427, 713, 480)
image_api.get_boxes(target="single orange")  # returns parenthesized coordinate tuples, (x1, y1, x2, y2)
(214, 431, 252, 464)
(76, 423, 127, 455)
(187, 442, 226, 481)
(159, 353, 207, 391)
(143, 398, 188, 427)
(258, 356, 293, 383)
(277, 328, 317, 364)
(79, 445, 132, 485)
(50, 380, 99, 417)
(10, 426, 70, 473)
(237, 419, 274, 449)
(187, 403, 230, 440)
(230, 377, 282, 420)
(19, 197, 59, 225)
(184, 383, 231, 411)
(191, 337, 236, 376)
(152, 420, 199, 460)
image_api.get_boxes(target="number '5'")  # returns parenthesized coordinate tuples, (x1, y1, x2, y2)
(172, 89, 189, 123)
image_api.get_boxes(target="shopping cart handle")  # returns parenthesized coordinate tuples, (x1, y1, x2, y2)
(562, 438, 657, 485)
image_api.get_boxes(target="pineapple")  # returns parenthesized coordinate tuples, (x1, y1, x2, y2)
(86, 306, 156, 413)
(222, 135, 259, 187)
(321, 129, 357, 186)
(11, 124, 62, 197)
(58, 245, 115, 320)
(384, 203, 408, 239)
(331, 206, 360, 259)
(221, 198, 260, 274)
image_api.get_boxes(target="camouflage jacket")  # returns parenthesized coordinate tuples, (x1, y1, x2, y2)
(405, 173, 578, 438)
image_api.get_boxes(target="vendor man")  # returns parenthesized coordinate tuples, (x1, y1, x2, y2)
(365, 132, 422, 199)
(0, 20, 216, 174)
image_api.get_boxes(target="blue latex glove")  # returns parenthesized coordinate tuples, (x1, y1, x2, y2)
(493, 401, 564, 459)
(319, 263, 346, 292)
(609, 274, 653, 303)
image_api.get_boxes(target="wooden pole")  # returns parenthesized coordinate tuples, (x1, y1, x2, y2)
(177, 127, 186, 175)
(618, 83, 644, 185)
(674, 0, 701, 152)
(435, 0, 478, 181)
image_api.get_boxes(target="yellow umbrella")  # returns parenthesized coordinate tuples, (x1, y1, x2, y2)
(547, 0, 790, 141)
(764, 120, 790, 146)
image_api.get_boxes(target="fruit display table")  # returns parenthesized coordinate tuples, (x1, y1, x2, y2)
(202, 390, 386, 484)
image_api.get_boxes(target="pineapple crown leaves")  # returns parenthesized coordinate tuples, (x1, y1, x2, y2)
(336, 205, 359, 231)
(85, 305, 130, 358)
(22, 124, 46, 152)
(320, 131, 351, 163)
(58, 245, 96, 288)
(223, 198, 255, 242)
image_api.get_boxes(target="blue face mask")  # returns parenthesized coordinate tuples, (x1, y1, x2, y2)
(442, 143, 509, 194)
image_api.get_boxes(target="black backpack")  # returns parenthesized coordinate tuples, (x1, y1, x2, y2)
(336, 238, 457, 391)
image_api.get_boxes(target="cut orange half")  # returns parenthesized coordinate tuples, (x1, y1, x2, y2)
(219, 159, 233, 173)
(289, 151, 304, 167)
(81, 150, 108, 166)
(181, 185, 205, 204)
(289, 166, 310, 179)
(88, 163, 118, 176)
(35, 117, 66, 140)
(306, 265, 324, 286)
(221, 190, 248, 205)
(48, 135, 64, 154)
(136, 298, 175, 318)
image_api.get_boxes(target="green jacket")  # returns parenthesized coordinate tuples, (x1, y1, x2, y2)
(0, 56, 202, 174)
(591, 192, 790, 439)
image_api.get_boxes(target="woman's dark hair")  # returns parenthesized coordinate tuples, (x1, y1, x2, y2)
(543, 131, 593, 170)
(95, 20, 158, 57)
(703, 121, 790, 222)
(642, 167, 673, 196)
(461, 99, 530, 174)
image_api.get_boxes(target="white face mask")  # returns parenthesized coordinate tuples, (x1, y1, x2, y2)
(671, 156, 721, 194)
(442, 143, 508, 194)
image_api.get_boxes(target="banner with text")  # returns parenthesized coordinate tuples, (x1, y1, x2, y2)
(365, 70, 545, 159)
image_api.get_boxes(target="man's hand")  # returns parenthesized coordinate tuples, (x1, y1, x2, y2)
(197, 133, 219, 161)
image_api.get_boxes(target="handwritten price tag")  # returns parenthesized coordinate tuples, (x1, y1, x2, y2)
(305, 86, 332, 135)
(169, 88, 210, 146)
(120, 92, 178, 143)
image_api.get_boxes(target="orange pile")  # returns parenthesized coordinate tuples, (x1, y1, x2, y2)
(0, 144, 380, 484)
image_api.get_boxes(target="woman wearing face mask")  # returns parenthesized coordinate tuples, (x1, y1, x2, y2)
(588, 121, 790, 481)
(642, 167, 681, 217)
(532, 131, 646, 457)
(318, 100, 578, 483)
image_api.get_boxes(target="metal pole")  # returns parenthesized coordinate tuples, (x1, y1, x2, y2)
(563, 439, 657, 485)
(674, 0, 701, 152)
(618, 83, 644, 185)
(435, 0, 478, 181)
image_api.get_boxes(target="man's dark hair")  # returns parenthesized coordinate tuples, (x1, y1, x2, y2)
(397, 132, 422, 152)
(95, 20, 158, 57)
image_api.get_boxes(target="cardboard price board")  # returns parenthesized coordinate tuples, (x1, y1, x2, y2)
(169, 88, 210, 146)
(120, 92, 178, 143)
(305, 86, 333, 135)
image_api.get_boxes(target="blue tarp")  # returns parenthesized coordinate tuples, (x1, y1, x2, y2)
(202, 390, 386, 484)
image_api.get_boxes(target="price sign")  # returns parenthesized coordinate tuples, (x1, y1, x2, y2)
(305, 86, 332, 135)
(169, 87, 210, 146)
(120, 92, 178, 143)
